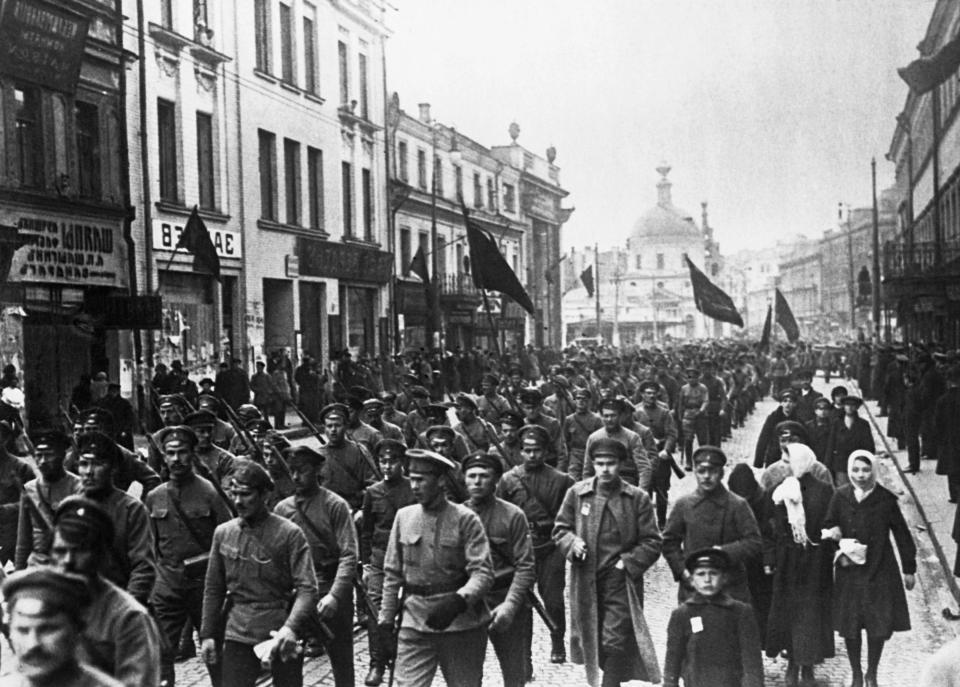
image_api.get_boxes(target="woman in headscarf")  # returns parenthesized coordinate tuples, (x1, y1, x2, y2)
(764, 443, 836, 687)
(727, 463, 773, 646)
(823, 449, 917, 687)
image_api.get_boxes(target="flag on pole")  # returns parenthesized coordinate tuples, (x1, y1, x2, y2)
(408, 245, 429, 283)
(580, 265, 595, 298)
(178, 206, 221, 280)
(461, 205, 534, 314)
(685, 256, 743, 327)
(898, 32, 960, 94)
(775, 288, 800, 342)
(758, 304, 772, 353)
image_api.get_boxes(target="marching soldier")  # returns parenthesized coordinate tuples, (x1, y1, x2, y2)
(66, 408, 161, 497)
(227, 404, 264, 455)
(497, 424, 574, 665)
(146, 425, 233, 687)
(634, 380, 679, 527)
(452, 393, 497, 454)
(463, 452, 536, 687)
(319, 403, 377, 511)
(361, 439, 415, 686)
(200, 462, 318, 687)
(562, 387, 603, 481)
(15, 428, 81, 569)
(364, 398, 404, 442)
(74, 432, 156, 606)
(699, 360, 727, 447)
(753, 389, 801, 468)
(185, 410, 240, 489)
(478, 373, 512, 426)
(377, 449, 494, 687)
(380, 391, 408, 431)
(196, 394, 236, 450)
(576, 397, 654, 490)
(519, 388, 567, 472)
(275, 446, 359, 687)
(401, 386, 432, 448)
(677, 367, 709, 469)
(489, 410, 526, 471)
(346, 396, 384, 457)
(425, 426, 469, 503)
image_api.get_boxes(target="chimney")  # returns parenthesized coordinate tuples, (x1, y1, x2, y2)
(418, 103, 431, 124)
(656, 162, 672, 206)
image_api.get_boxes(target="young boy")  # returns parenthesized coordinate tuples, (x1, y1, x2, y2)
(663, 548, 763, 687)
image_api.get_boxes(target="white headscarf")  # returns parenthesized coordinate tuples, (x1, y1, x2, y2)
(772, 444, 818, 545)
(847, 449, 877, 502)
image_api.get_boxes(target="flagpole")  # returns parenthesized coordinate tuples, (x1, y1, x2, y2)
(594, 243, 601, 342)
(481, 288, 503, 360)
(156, 244, 181, 294)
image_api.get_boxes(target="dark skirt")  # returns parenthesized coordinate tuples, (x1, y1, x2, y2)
(832, 565, 911, 639)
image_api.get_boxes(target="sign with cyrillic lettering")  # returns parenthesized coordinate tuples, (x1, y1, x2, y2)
(152, 219, 242, 259)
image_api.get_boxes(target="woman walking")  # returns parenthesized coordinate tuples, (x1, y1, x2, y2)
(823, 449, 917, 687)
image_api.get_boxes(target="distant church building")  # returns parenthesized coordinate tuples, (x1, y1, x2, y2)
(563, 163, 723, 344)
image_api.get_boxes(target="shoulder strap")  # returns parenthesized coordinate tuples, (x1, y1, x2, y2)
(293, 498, 328, 544)
(167, 488, 213, 552)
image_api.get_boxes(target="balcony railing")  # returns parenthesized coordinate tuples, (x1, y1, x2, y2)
(883, 240, 960, 278)
(439, 272, 481, 297)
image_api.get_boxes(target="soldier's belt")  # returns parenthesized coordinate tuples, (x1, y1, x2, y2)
(404, 575, 468, 597)
(529, 522, 554, 536)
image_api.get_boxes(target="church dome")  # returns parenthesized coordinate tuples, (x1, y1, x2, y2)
(630, 163, 703, 245)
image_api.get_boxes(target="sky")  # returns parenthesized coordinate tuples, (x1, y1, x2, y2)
(384, 0, 935, 255)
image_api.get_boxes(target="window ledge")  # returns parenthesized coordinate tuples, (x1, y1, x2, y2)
(304, 92, 325, 106)
(253, 68, 277, 84)
(342, 236, 381, 249)
(257, 218, 328, 239)
(279, 80, 300, 94)
(148, 23, 192, 51)
(154, 201, 230, 223)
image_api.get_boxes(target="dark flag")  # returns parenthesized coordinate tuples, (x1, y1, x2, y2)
(178, 206, 221, 280)
(898, 33, 960, 94)
(775, 288, 800, 342)
(461, 205, 535, 314)
(685, 256, 743, 327)
(580, 265, 595, 298)
(758, 304, 772, 353)
(409, 245, 429, 283)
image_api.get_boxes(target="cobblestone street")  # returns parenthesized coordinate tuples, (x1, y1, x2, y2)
(149, 379, 955, 686)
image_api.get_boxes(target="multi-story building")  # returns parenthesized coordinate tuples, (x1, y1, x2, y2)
(885, 0, 960, 345)
(777, 249, 823, 338)
(129, 0, 391, 378)
(1, 0, 134, 425)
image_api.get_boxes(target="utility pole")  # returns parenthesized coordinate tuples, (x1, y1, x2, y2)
(594, 243, 601, 341)
(611, 247, 620, 347)
(871, 158, 882, 341)
(841, 202, 857, 333)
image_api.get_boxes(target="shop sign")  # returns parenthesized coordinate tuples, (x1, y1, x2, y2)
(152, 219, 241, 259)
(0, 0, 89, 95)
(1, 208, 128, 288)
(521, 189, 557, 222)
(297, 238, 392, 283)
(447, 310, 474, 324)
(285, 255, 299, 278)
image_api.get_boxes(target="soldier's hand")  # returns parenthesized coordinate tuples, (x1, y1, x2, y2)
(317, 593, 338, 620)
(425, 592, 467, 630)
(570, 537, 588, 561)
(271, 625, 301, 663)
(377, 622, 397, 661)
(200, 638, 219, 665)
(488, 602, 515, 633)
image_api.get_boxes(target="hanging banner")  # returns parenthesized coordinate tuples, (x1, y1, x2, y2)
(0, 0, 89, 95)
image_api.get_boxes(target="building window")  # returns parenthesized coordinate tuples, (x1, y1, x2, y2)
(454, 165, 463, 200)
(503, 183, 515, 212)
(397, 141, 408, 182)
(258, 129, 277, 220)
(279, 3, 295, 84)
(342, 161, 353, 236)
(303, 14, 317, 94)
(307, 147, 324, 230)
(635, 254, 641, 269)
(433, 156, 443, 196)
(196, 111, 215, 209)
(456, 243, 464, 273)
(487, 177, 495, 210)
(362, 167, 373, 241)
(437, 235, 447, 275)
(418, 231, 428, 258)
(400, 228, 411, 275)
(284, 138, 300, 225)
(338, 41, 349, 106)
(255, 0, 271, 72)
(157, 98, 178, 202)
(75, 101, 100, 199)
(194, 0, 208, 28)
(417, 149, 427, 190)
(161, 0, 173, 28)
(473, 172, 482, 208)
(656, 253, 665, 270)
(358, 53, 369, 119)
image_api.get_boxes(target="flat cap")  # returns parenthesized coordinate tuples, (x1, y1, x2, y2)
(54, 496, 114, 548)
(499, 410, 525, 428)
(813, 397, 833, 410)
(409, 385, 430, 398)
(157, 394, 187, 410)
(236, 404, 263, 422)
(775, 420, 808, 439)
(692, 445, 727, 468)
(77, 407, 114, 428)
(156, 425, 198, 449)
(481, 373, 500, 386)
(379, 391, 398, 403)
(374, 438, 407, 458)
(244, 418, 274, 434)
(684, 547, 733, 572)
(779, 389, 798, 402)
(518, 388, 543, 405)
(462, 451, 503, 478)
(589, 437, 628, 461)
(76, 431, 119, 466)
(455, 393, 478, 411)
(519, 424, 550, 446)
(637, 380, 660, 394)
(319, 403, 350, 422)
(425, 425, 456, 443)
(572, 386, 592, 400)
(231, 460, 274, 491)
(406, 448, 457, 474)
(185, 410, 218, 427)
(840, 395, 863, 407)
(423, 404, 450, 422)
(2, 568, 92, 620)
(283, 445, 324, 467)
(598, 397, 627, 414)
(363, 398, 385, 411)
(30, 428, 70, 453)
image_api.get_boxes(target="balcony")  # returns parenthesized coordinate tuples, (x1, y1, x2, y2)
(883, 240, 960, 279)
(439, 272, 481, 299)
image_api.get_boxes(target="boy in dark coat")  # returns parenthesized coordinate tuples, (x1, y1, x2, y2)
(663, 548, 763, 687)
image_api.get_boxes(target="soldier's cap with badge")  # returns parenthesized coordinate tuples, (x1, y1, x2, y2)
(518, 424, 551, 447)
(157, 394, 187, 411)
(572, 386, 592, 400)
(481, 373, 500, 386)
(282, 445, 324, 467)
(54, 496, 115, 549)
(588, 437, 628, 462)
(236, 404, 263, 422)
(778, 389, 798, 402)
(518, 387, 543, 405)
(363, 397, 385, 411)
(185, 410, 218, 428)
(685, 366, 700, 375)
(425, 424, 456, 443)
(813, 397, 833, 410)
(597, 396, 628, 414)
(692, 445, 727, 468)
(196, 394, 221, 411)
(840, 395, 863, 407)
(319, 403, 350, 422)
(409, 385, 430, 399)
(75, 431, 119, 466)
(232, 460, 275, 491)
(2, 567, 93, 621)
(29, 428, 70, 453)
(244, 417, 274, 433)
(199, 377, 215, 387)
(156, 424, 198, 449)
(78, 407, 115, 429)
(637, 380, 660, 394)
(499, 410, 525, 428)
(684, 547, 733, 573)
(462, 451, 503, 478)
(775, 420, 808, 441)
(374, 438, 407, 459)
(455, 393, 478, 411)
(406, 448, 457, 475)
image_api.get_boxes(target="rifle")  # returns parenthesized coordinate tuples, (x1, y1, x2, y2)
(653, 438, 685, 480)
(217, 397, 262, 463)
(145, 431, 238, 517)
(386, 593, 405, 687)
(286, 401, 328, 446)
(491, 567, 559, 636)
(58, 403, 81, 456)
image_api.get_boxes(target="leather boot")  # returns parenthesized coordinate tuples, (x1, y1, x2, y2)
(550, 634, 566, 664)
(364, 664, 385, 687)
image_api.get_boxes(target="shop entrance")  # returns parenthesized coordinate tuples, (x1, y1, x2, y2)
(298, 281, 326, 365)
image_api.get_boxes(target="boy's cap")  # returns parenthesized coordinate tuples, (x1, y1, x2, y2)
(684, 547, 732, 572)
